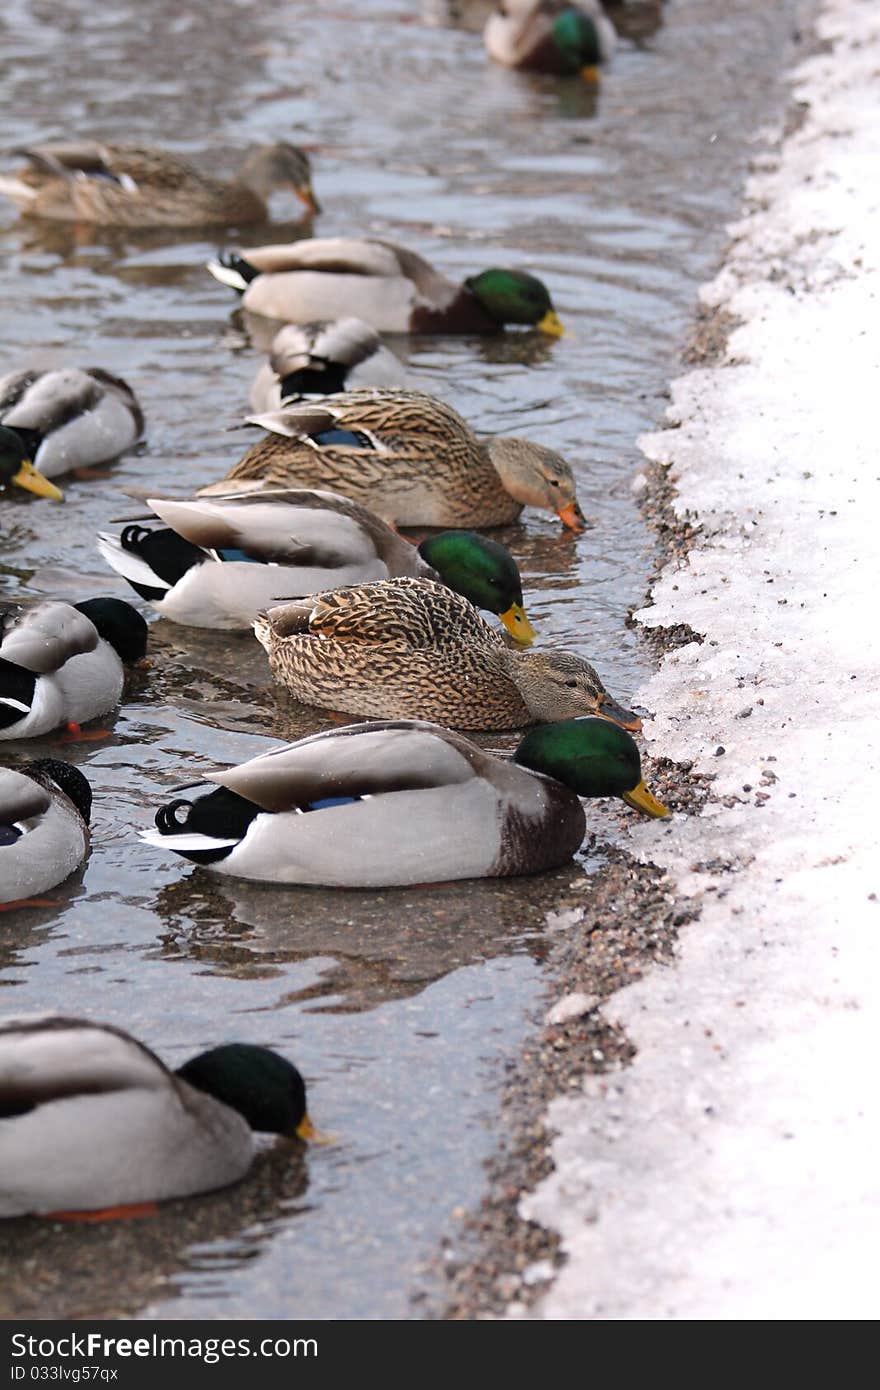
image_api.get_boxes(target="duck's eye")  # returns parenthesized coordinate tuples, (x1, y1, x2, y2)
(548, 479, 560, 488)
(564, 679, 578, 688)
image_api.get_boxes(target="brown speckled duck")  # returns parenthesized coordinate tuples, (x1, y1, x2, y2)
(0, 141, 319, 227)
(253, 577, 641, 732)
(206, 388, 586, 532)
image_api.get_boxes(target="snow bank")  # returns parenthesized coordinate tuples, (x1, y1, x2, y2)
(521, 0, 880, 1319)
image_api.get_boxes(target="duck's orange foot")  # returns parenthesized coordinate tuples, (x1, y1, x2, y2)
(44, 1201, 159, 1222)
(0, 897, 59, 912)
(71, 465, 113, 481)
(59, 722, 110, 743)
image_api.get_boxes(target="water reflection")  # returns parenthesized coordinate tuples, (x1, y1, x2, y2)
(0, 1141, 309, 1321)
(150, 866, 576, 1013)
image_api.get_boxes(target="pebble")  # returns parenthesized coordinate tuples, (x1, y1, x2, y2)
(545, 992, 600, 1026)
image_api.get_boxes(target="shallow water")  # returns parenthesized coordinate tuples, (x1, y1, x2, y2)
(0, 0, 802, 1318)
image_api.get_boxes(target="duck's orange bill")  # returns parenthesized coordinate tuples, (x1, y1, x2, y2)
(295, 1113, 333, 1145)
(500, 602, 536, 647)
(536, 309, 565, 338)
(297, 184, 322, 217)
(596, 693, 642, 734)
(557, 501, 586, 533)
(13, 460, 63, 502)
(622, 780, 670, 819)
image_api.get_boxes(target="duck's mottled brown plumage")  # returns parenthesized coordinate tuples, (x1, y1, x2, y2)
(253, 577, 618, 731)
(210, 388, 584, 530)
(0, 141, 317, 227)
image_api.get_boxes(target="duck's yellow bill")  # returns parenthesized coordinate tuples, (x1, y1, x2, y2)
(581, 65, 600, 84)
(537, 309, 565, 338)
(295, 1113, 333, 1145)
(622, 780, 670, 819)
(500, 601, 536, 646)
(13, 460, 64, 502)
(557, 501, 585, 533)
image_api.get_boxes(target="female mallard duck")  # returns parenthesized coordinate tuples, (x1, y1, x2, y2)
(0, 598, 148, 741)
(0, 426, 62, 502)
(142, 716, 669, 887)
(98, 490, 535, 641)
(0, 1015, 315, 1216)
(0, 761, 91, 905)
(253, 577, 638, 731)
(0, 368, 143, 480)
(484, 1, 617, 75)
(208, 388, 585, 532)
(0, 141, 319, 227)
(207, 236, 564, 336)
(249, 319, 406, 411)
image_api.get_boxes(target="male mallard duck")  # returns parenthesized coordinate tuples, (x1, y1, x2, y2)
(98, 490, 534, 640)
(0, 598, 148, 741)
(0, 368, 143, 481)
(0, 141, 319, 227)
(0, 426, 62, 502)
(0, 1015, 315, 1216)
(0, 761, 91, 904)
(253, 577, 638, 731)
(142, 716, 668, 887)
(209, 389, 585, 532)
(249, 319, 406, 411)
(207, 237, 564, 336)
(484, 1, 617, 74)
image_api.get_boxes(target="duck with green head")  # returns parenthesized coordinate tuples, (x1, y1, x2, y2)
(99, 489, 536, 640)
(0, 1016, 317, 1217)
(0, 425, 63, 501)
(143, 715, 669, 887)
(484, 1, 617, 77)
(207, 236, 564, 336)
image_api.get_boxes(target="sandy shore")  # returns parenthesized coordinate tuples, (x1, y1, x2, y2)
(516, 0, 880, 1320)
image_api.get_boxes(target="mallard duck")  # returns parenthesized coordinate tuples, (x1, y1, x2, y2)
(0, 761, 91, 905)
(0, 141, 319, 227)
(253, 578, 638, 731)
(484, 1, 617, 74)
(208, 389, 585, 532)
(249, 319, 406, 411)
(0, 598, 148, 741)
(0, 426, 62, 502)
(98, 490, 534, 640)
(207, 236, 564, 336)
(0, 1015, 316, 1216)
(0, 368, 143, 479)
(142, 716, 668, 887)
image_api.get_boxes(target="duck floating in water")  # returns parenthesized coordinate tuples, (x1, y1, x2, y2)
(99, 490, 534, 640)
(248, 319, 406, 411)
(0, 761, 91, 905)
(0, 598, 148, 741)
(208, 236, 564, 336)
(253, 577, 638, 731)
(0, 368, 143, 484)
(143, 717, 669, 888)
(210, 388, 585, 532)
(484, 1, 617, 76)
(0, 1015, 316, 1217)
(0, 140, 319, 227)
